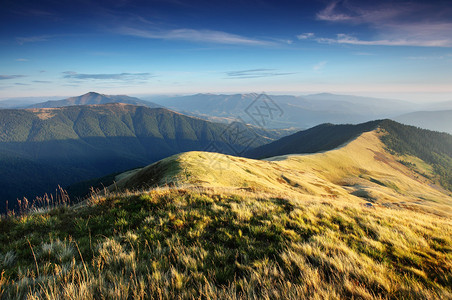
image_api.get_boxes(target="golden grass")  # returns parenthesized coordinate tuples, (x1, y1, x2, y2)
(1, 186, 451, 299)
(113, 129, 452, 218)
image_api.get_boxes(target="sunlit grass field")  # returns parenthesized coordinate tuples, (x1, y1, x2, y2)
(1, 186, 451, 299)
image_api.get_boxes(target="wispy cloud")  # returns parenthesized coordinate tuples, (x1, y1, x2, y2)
(0, 75, 26, 80)
(117, 27, 273, 46)
(317, 2, 354, 22)
(317, 1, 419, 24)
(316, 33, 451, 47)
(226, 69, 295, 79)
(353, 52, 374, 56)
(315, 1, 452, 47)
(13, 8, 57, 18)
(25, 9, 55, 17)
(405, 54, 452, 60)
(33, 80, 52, 83)
(313, 61, 327, 72)
(16, 35, 52, 45)
(15, 58, 29, 62)
(63, 71, 153, 80)
(297, 33, 315, 40)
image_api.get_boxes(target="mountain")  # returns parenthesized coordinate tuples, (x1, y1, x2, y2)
(27, 92, 160, 108)
(244, 120, 381, 159)
(0, 98, 50, 109)
(421, 100, 452, 111)
(393, 110, 452, 134)
(0, 103, 286, 212)
(1, 119, 451, 299)
(244, 119, 452, 191)
(151, 93, 417, 129)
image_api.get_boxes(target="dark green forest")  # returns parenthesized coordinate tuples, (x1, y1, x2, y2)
(245, 120, 381, 159)
(380, 120, 452, 191)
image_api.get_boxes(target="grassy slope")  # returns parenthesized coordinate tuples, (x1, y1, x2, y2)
(1, 129, 451, 299)
(0, 188, 451, 299)
(114, 129, 452, 215)
(245, 120, 452, 194)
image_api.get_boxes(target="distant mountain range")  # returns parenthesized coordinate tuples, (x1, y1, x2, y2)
(27, 92, 160, 109)
(393, 110, 452, 134)
(4, 92, 452, 134)
(0, 97, 56, 109)
(149, 93, 418, 129)
(0, 102, 288, 212)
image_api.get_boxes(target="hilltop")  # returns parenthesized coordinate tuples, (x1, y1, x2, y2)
(0, 120, 451, 299)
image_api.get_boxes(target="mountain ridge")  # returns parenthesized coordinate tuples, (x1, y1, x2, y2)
(27, 92, 160, 109)
(150, 93, 419, 129)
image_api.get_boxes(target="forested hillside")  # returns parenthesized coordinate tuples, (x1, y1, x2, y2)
(245, 120, 381, 158)
(379, 120, 452, 191)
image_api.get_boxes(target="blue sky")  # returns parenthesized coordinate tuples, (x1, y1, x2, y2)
(1, 0, 451, 101)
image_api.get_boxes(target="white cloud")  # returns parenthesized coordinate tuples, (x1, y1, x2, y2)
(316, 2, 354, 22)
(15, 58, 29, 62)
(405, 54, 452, 60)
(315, 1, 452, 47)
(226, 69, 295, 79)
(63, 72, 152, 80)
(316, 33, 452, 47)
(117, 27, 273, 46)
(297, 33, 315, 40)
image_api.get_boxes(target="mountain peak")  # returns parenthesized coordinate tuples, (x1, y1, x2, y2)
(84, 91, 104, 96)
(78, 92, 106, 99)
